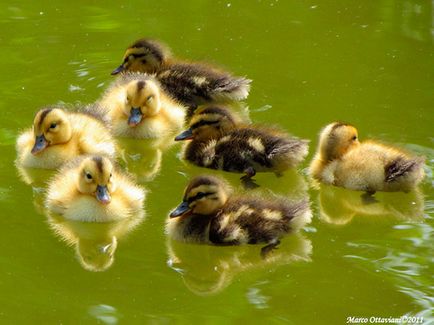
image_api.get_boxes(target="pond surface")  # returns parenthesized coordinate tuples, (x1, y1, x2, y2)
(0, 1, 433, 324)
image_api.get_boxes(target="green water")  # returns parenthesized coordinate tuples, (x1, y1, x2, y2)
(1, 1, 433, 324)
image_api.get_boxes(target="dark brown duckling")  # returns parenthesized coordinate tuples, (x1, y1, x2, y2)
(174, 106, 309, 183)
(111, 38, 251, 111)
(166, 175, 312, 253)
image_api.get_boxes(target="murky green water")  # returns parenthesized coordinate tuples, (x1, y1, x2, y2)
(1, 1, 433, 324)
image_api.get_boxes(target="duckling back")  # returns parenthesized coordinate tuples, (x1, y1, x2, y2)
(185, 127, 309, 174)
(209, 197, 312, 245)
(157, 63, 251, 108)
(333, 142, 425, 192)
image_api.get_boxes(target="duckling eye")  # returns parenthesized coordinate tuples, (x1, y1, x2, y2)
(196, 192, 207, 199)
(86, 173, 92, 180)
(50, 123, 57, 129)
(147, 95, 153, 102)
(352, 136, 357, 141)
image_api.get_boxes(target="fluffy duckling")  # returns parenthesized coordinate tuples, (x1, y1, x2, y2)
(166, 175, 312, 252)
(175, 106, 309, 181)
(111, 38, 251, 109)
(16, 106, 116, 169)
(98, 73, 186, 138)
(46, 155, 146, 222)
(309, 122, 425, 192)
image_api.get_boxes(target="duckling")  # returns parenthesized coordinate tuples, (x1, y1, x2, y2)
(175, 106, 309, 181)
(98, 73, 186, 138)
(166, 175, 312, 253)
(46, 155, 146, 222)
(111, 38, 251, 109)
(309, 122, 425, 192)
(16, 106, 116, 169)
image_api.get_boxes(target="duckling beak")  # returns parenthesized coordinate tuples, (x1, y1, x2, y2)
(174, 128, 194, 141)
(111, 64, 124, 75)
(96, 185, 111, 205)
(128, 107, 143, 126)
(31, 134, 48, 155)
(170, 201, 191, 218)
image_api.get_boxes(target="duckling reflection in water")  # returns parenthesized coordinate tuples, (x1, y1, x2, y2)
(111, 38, 251, 111)
(318, 185, 425, 225)
(166, 175, 312, 255)
(117, 138, 164, 182)
(16, 105, 116, 169)
(175, 106, 309, 186)
(46, 155, 146, 222)
(98, 73, 186, 138)
(309, 122, 425, 194)
(166, 233, 312, 296)
(47, 210, 144, 272)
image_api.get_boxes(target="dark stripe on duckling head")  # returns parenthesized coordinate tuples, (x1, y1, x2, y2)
(187, 191, 213, 203)
(184, 176, 220, 200)
(92, 156, 104, 173)
(130, 39, 164, 63)
(137, 80, 146, 92)
(190, 119, 219, 130)
(37, 108, 53, 128)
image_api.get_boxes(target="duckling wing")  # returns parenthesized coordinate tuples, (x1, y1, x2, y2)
(157, 64, 251, 107)
(385, 157, 424, 183)
(209, 198, 310, 245)
(213, 129, 308, 172)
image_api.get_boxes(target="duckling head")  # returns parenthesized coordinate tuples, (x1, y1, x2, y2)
(318, 122, 359, 161)
(170, 176, 231, 218)
(124, 80, 161, 127)
(111, 38, 171, 75)
(77, 156, 116, 205)
(175, 106, 237, 142)
(31, 108, 72, 155)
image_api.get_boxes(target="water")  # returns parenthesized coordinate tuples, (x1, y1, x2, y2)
(0, 1, 433, 323)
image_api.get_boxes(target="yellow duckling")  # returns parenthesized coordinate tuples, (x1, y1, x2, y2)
(309, 122, 425, 192)
(98, 73, 186, 138)
(16, 106, 116, 169)
(166, 175, 312, 253)
(175, 106, 309, 181)
(111, 38, 251, 109)
(46, 155, 146, 222)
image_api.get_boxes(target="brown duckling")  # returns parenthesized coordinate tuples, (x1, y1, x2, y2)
(46, 155, 146, 222)
(175, 106, 309, 181)
(98, 72, 186, 138)
(111, 38, 251, 110)
(166, 175, 312, 253)
(309, 122, 425, 193)
(16, 106, 116, 169)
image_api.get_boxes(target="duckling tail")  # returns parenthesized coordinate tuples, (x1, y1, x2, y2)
(385, 157, 425, 183)
(268, 139, 309, 168)
(212, 77, 251, 102)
